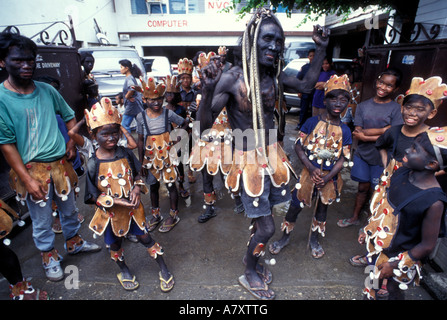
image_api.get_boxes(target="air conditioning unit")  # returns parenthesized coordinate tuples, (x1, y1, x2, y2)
(120, 34, 130, 41)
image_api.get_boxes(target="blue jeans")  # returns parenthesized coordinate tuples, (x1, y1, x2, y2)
(121, 114, 136, 138)
(26, 182, 80, 252)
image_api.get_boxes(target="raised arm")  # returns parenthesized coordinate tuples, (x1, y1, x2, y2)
(281, 25, 330, 94)
(197, 57, 229, 134)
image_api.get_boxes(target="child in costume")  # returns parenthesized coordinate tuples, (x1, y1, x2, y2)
(84, 97, 174, 292)
(177, 57, 198, 184)
(135, 77, 187, 233)
(269, 74, 353, 259)
(163, 74, 191, 202)
(189, 50, 244, 223)
(361, 126, 447, 300)
(0, 199, 49, 300)
(349, 76, 444, 282)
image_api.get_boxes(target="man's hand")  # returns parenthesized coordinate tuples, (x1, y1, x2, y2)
(312, 25, 330, 48)
(66, 139, 77, 161)
(200, 56, 223, 90)
(25, 177, 48, 201)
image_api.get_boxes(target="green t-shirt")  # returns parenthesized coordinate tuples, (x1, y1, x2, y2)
(0, 81, 75, 163)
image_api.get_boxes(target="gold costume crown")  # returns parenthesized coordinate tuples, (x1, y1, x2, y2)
(404, 76, 447, 109)
(85, 97, 121, 130)
(426, 126, 447, 169)
(198, 51, 216, 70)
(324, 74, 351, 95)
(178, 58, 193, 75)
(138, 77, 166, 99)
(164, 75, 179, 93)
(218, 46, 227, 56)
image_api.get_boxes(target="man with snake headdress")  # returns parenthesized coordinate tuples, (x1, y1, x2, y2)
(197, 8, 330, 300)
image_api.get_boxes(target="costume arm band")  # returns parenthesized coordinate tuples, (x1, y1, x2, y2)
(132, 178, 148, 194)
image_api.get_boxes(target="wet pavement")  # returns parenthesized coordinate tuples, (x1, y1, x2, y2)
(0, 113, 434, 306)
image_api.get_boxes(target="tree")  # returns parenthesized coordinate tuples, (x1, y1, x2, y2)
(229, 0, 416, 25)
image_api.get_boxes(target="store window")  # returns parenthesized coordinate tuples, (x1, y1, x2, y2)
(169, 0, 186, 14)
(149, 3, 168, 13)
(130, 0, 148, 14)
(130, 0, 204, 14)
(188, 0, 205, 13)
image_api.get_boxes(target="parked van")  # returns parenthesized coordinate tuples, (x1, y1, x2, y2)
(283, 41, 315, 65)
(142, 56, 172, 84)
(78, 46, 146, 104)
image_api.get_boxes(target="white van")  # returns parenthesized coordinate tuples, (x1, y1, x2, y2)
(142, 56, 172, 84)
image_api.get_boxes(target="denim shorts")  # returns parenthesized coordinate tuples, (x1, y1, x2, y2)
(240, 175, 291, 218)
(350, 155, 383, 187)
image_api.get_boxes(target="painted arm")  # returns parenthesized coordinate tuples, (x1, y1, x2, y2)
(282, 25, 330, 94)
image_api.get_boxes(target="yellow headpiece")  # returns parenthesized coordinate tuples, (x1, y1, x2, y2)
(198, 52, 216, 70)
(177, 58, 193, 76)
(196, 52, 217, 78)
(218, 46, 227, 56)
(137, 77, 166, 100)
(403, 76, 447, 109)
(324, 74, 351, 96)
(426, 126, 447, 169)
(164, 75, 179, 93)
(84, 97, 121, 130)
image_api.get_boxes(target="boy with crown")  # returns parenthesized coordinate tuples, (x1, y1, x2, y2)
(269, 74, 353, 259)
(84, 97, 175, 292)
(134, 77, 187, 233)
(360, 76, 447, 300)
(189, 50, 244, 223)
(177, 57, 198, 184)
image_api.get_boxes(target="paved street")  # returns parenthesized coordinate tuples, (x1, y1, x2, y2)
(0, 113, 433, 305)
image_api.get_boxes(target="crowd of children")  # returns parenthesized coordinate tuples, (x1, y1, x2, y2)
(1, 16, 446, 301)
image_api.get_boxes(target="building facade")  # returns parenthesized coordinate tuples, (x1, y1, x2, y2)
(0, 0, 323, 64)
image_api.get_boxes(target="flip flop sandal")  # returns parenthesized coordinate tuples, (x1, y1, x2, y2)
(241, 256, 272, 284)
(147, 216, 164, 232)
(238, 275, 275, 300)
(337, 218, 360, 228)
(117, 273, 139, 291)
(158, 216, 180, 233)
(349, 255, 368, 267)
(268, 238, 289, 255)
(376, 284, 389, 299)
(310, 244, 325, 259)
(159, 272, 175, 292)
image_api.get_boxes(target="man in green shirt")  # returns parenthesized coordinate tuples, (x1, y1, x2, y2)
(0, 33, 100, 282)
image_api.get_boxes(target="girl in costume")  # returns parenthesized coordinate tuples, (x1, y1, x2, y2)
(269, 74, 353, 259)
(135, 77, 187, 233)
(84, 97, 174, 292)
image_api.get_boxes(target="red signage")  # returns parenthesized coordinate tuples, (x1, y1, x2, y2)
(147, 19, 188, 28)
